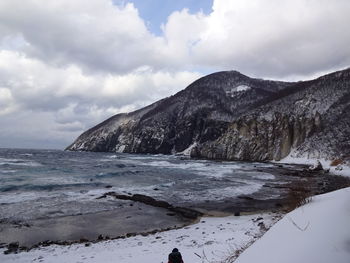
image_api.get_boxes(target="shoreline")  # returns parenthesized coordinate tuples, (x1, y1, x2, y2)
(0, 211, 283, 263)
(0, 199, 195, 251)
(1, 162, 349, 255)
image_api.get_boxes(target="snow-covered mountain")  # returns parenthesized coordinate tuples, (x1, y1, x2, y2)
(67, 68, 350, 162)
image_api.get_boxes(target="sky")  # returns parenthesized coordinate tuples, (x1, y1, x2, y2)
(0, 0, 350, 149)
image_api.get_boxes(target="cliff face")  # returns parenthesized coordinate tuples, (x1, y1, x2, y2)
(67, 69, 350, 162)
(192, 113, 322, 161)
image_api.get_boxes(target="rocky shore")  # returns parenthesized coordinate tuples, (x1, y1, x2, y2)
(1, 162, 349, 255)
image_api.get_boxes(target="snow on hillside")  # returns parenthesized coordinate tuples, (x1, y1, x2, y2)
(235, 85, 251, 92)
(235, 187, 350, 263)
(225, 85, 251, 97)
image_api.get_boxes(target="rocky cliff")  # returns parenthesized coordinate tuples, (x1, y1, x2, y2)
(67, 69, 350, 162)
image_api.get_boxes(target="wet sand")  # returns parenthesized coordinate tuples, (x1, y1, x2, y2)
(0, 200, 192, 248)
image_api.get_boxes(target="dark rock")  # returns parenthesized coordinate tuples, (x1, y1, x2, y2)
(102, 191, 206, 220)
(234, 211, 241, 216)
(8, 242, 19, 249)
(132, 194, 172, 209)
(166, 213, 176, 216)
(105, 185, 113, 189)
(309, 160, 323, 171)
(4, 242, 19, 254)
(126, 233, 136, 237)
(169, 207, 203, 219)
(335, 166, 343, 171)
(19, 246, 28, 251)
(238, 195, 255, 201)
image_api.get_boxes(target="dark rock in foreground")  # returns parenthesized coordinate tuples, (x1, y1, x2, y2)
(98, 192, 203, 219)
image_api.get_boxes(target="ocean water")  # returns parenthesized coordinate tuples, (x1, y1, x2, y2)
(0, 148, 288, 222)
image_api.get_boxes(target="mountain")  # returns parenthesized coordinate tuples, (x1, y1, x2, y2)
(66, 68, 350, 162)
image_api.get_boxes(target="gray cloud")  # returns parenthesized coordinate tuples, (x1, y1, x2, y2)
(0, 111, 77, 149)
(0, 50, 201, 148)
(0, 0, 349, 148)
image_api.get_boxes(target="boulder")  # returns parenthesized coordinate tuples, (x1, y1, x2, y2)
(309, 160, 323, 171)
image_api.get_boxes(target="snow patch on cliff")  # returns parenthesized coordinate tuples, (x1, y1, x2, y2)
(177, 142, 197, 156)
(225, 85, 251, 97)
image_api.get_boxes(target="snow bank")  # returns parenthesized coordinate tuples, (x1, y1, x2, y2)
(278, 152, 350, 177)
(235, 187, 350, 263)
(0, 213, 281, 263)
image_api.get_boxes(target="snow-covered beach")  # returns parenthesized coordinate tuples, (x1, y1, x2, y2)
(0, 212, 282, 263)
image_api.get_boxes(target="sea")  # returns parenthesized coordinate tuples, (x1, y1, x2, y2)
(0, 148, 293, 223)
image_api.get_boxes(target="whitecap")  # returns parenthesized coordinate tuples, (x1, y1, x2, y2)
(0, 157, 42, 167)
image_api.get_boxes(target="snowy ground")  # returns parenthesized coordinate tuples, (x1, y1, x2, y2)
(235, 187, 350, 263)
(277, 153, 350, 178)
(0, 212, 281, 263)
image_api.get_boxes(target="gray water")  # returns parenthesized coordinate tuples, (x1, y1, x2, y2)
(0, 148, 291, 223)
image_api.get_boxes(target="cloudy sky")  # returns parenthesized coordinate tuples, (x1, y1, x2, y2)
(0, 0, 349, 149)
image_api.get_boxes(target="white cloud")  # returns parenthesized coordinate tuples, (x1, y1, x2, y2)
(0, 0, 164, 73)
(1, 0, 349, 78)
(0, 50, 200, 110)
(0, 0, 349, 148)
(160, 9, 207, 66)
(161, 0, 350, 78)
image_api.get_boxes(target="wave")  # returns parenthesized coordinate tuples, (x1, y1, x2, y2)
(0, 169, 18, 173)
(146, 160, 245, 179)
(177, 181, 263, 202)
(0, 157, 42, 167)
(95, 172, 124, 178)
(0, 182, 104, 193)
